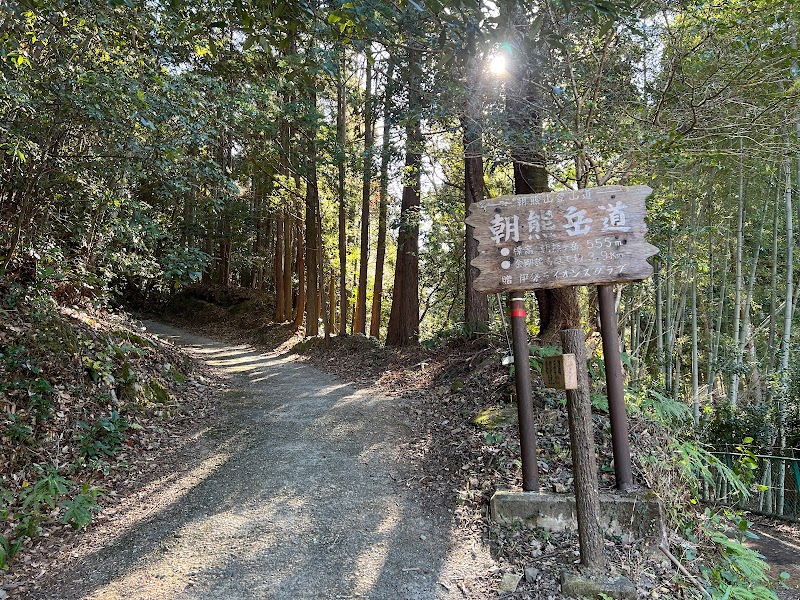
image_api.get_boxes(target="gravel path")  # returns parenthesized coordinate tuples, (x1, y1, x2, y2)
(34, 322, 494, 600)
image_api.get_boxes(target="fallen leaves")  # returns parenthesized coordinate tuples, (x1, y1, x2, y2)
(296, 334, 690, 598)
(0, 299, 217, 586)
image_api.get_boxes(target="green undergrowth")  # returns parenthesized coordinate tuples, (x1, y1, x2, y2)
(0, 281, 195, 570)
(634, 395, 785, 599)
(424, 327, 784, 599)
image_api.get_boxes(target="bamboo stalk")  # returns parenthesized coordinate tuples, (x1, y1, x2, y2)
(659, 544, 712, 600)
(731, 146, 745, 407)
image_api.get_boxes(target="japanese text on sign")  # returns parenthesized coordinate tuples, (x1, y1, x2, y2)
(465, 186, 659, 293)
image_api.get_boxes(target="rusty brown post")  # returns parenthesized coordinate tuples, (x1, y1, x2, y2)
(597, 284, 634, 491)
(509, 293, 539, 492)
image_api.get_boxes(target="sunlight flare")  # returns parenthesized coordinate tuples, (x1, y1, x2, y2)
(488, 52, 508, 76)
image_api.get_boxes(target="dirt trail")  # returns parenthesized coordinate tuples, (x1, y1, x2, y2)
(746, 523, 800, 599)
(33, 322, 494, 600)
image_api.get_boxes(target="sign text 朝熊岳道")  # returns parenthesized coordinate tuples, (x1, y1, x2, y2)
(464, 185, 659, 293)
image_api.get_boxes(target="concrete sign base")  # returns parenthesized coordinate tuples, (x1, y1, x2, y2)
(490, 490, 667, 555)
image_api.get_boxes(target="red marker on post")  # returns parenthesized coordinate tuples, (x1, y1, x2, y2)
(509, 293, 539, 492)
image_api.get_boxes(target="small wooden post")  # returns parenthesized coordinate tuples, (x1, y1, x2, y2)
(561, 328, 606, 570)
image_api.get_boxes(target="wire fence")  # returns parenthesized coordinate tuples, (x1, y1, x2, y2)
(707, 447, 800, 521)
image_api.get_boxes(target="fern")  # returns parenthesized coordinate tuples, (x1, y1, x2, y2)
(700, 530, 777, 600)
(673, 441, 750, 502)
(637, 389, 693, 424)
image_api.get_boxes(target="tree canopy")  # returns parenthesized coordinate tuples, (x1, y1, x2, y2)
(2, 0, 799, 469)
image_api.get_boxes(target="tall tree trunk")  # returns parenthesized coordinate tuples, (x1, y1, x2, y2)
(274, 211, 285, 321)
(777, 150, 794, 516)
(736, 194, 769, 403)
(305, 89, 321, 337)
(184, 184, 197, 249)
(262, 214, 273, 290)
(283, 210, 294, 321)
(731, 151, 745, 407)
(202, 231, 213, 284)
(690, 185, 699, 425)
(275, 85, 291, 321)
(665, 236, 674, 396)
(672, 281, 688, 403)
(507, 33, 579, 340)
(766, 187, 780, 381)
(654, 258, 664, 381)
(532, 283, 580, 343)
(328, 275, 336, 332)
(219, 222, 231, 287)
(337, 51, 348, 335)
(691, 273, 699, 425)
(708, 189, 732, 397)
(386, 47, 422, 346)
(293, 218, 306, 331)
(250, 168, 262, 289)
(370, 58, 395, 339)
(216, 131, 231, 287)
(637, 311, 655, 381)
(462, 29, 488, 332)
(318, 192, 331, 341)
(354, 50, 375, 334)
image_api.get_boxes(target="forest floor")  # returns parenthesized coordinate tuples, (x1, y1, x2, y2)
(3, 291, 799, 598)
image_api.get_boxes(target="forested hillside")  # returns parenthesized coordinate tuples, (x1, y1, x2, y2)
(1, 0, 799, 596)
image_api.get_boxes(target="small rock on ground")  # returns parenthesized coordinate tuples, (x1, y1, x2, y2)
(499, 572, 523, 593)
(560, 570, 637, 599)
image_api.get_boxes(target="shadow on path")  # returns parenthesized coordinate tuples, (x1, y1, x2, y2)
(32, 322, 493, 600)
(746, 524, 800, 599)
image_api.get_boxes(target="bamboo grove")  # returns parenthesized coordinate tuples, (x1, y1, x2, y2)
(1, 0, 799, 503)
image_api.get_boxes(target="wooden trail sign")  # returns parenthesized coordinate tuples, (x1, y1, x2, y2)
(542, 354, 577, 390)
(465, 185, 659, 293)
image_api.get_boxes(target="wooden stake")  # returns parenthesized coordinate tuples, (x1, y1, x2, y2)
(561, 328, 606, 570)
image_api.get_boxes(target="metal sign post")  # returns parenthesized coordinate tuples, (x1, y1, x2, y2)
(465, 185, 657, 493)
(509, 293, 539, 492)
(597, 285, 634, 491)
